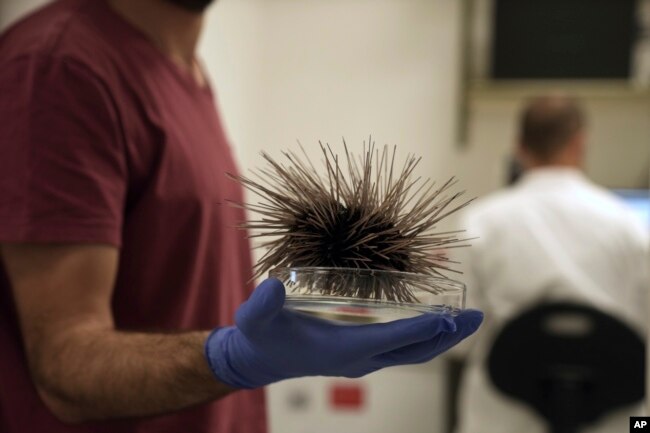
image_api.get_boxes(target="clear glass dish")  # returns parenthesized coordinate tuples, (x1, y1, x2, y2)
(269, 267, 465, 325)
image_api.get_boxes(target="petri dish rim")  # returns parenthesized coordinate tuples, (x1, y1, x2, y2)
(269, 266, 466, 295)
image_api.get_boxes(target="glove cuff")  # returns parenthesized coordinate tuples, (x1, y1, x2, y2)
(204, 327, 259, 389)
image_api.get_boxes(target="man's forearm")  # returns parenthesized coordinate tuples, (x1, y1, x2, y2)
(29, 327, 233, 423)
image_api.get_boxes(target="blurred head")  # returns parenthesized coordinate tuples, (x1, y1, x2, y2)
(517, 95, 586, 170)
(164, 0, 215, 13)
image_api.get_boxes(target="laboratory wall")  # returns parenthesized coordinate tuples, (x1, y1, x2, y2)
(0, 0, 48, 29)
(201, 0, 463, 183)
(200, 0, 649, 226)
(456, 89, 650, 199)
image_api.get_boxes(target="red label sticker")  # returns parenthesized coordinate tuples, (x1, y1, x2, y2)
(330, 384, 365, 410)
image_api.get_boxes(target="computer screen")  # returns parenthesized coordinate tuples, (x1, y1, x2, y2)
(612, 189, 650, 226)
(492, 0, 636, 79)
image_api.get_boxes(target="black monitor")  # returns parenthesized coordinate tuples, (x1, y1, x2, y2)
(492, 0, 637, 80)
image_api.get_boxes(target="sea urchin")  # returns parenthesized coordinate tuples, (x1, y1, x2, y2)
(230, 139, 472, 302)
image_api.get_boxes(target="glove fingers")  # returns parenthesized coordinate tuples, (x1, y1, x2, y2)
(373, 338, 444, 366)
(235, 278, 286, 333)
(454, 309, 484, 335)
(372, 310, 484, 366)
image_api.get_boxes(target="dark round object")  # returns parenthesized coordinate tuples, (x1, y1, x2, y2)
(487, 302, 645, 433)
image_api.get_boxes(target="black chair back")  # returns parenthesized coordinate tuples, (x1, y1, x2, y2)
(487, 302, 645, 433)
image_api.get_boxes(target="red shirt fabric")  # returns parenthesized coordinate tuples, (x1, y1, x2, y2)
(0, 1, 266, 432)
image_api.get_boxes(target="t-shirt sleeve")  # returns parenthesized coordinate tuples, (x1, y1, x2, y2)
(0, 55, 127, 246)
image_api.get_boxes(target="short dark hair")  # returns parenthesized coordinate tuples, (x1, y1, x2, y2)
(519, 96, 585, 161)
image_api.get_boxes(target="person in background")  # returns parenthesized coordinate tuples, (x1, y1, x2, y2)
(453, 95, 648, 433)
(0, 1, 483, 432)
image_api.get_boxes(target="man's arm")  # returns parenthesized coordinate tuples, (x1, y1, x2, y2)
(1, 243, 233, 424)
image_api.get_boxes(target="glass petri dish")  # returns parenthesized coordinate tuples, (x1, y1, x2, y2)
(269, 267, 465, 325)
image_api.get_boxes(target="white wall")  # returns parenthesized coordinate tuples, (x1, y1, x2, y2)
(0, 0, 49, 29)
(202, 0, 462, 182)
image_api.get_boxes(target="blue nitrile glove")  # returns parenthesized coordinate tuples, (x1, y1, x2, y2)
(205, 278, 483, 389)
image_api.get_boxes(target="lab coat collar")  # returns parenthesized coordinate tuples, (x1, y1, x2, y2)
(518, 167, 587, 190)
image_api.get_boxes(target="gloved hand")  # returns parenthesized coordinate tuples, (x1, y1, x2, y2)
(205, 278, 483, 389)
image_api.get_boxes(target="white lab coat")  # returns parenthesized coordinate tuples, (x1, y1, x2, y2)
(454, 167, 649, 433)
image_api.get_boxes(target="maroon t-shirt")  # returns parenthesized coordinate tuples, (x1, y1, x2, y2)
(0, 1, 266, 432)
